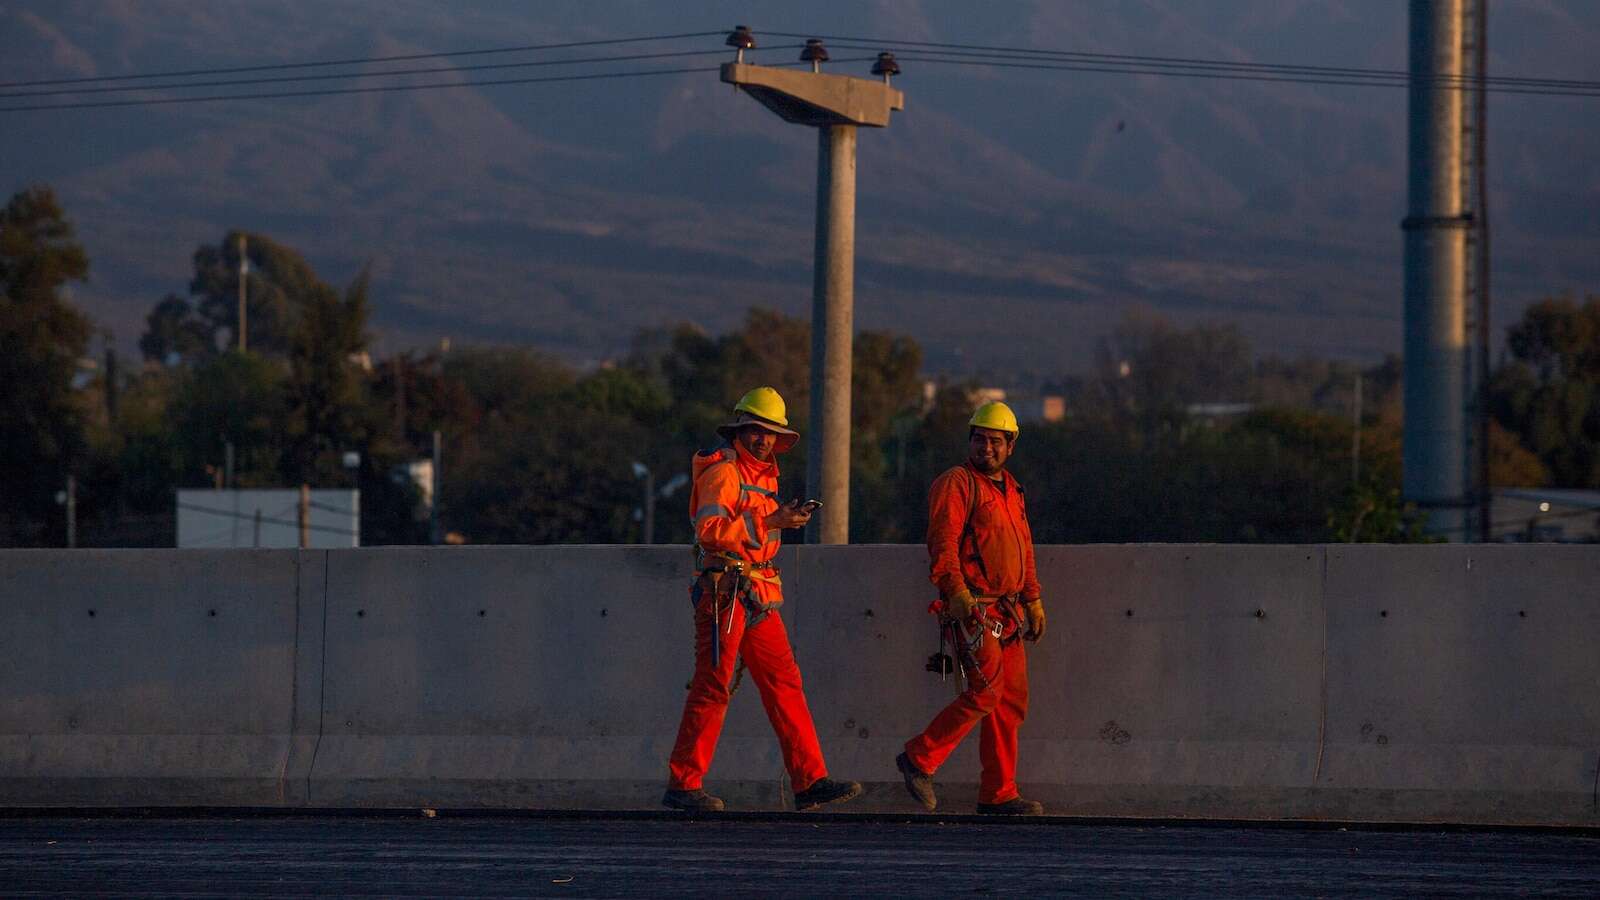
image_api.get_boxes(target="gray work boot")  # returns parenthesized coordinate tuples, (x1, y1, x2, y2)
(794, 777, 862, 811)
(662, 788, 725, 812)
(976, 797, 1044, 816)
(895, 752, 937, 812)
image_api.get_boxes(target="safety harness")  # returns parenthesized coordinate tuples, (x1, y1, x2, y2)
(688, 448, 782, 682)
(927, 466, 1028, 693)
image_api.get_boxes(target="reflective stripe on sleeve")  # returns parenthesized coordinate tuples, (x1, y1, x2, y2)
(694, 503, 734, 525)
(743, 511, 764, 549)
(740, 483, 777, 499)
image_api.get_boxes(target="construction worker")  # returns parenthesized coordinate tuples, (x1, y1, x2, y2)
(896, 400, 1047, 815)
(662, 387, 863, 813)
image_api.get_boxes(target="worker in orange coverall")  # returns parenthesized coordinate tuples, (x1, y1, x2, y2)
(662, 387, 862, 813)
(896, 400, 1047, 815)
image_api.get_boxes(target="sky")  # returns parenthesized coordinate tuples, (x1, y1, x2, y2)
(3, 0, 1598, 377)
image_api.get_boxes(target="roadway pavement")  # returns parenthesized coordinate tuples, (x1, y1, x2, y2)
(2, 812, 1597, 897)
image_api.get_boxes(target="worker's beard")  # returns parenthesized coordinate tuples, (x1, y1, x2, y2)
(969, 454, 1002, 475)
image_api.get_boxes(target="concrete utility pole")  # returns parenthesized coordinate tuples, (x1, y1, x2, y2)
(1403, 0, 1468, 540)
(720, 29, 905, 544)
(1462, 0, 1492, 542)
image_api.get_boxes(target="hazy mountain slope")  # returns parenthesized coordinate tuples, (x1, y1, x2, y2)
(3, 0, 1598, 373)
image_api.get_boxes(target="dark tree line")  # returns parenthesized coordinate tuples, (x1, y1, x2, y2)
(1, 185, 1584, 547)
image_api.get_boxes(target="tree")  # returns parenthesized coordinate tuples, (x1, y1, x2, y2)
(138, 293, 211, 365)
(190, 231, 319, 356)
(282, 270, 373, 484)
(1089, 308, 1253, 440)
(0, 185, 91, 544)
(169, 352, 288, 487)
(1489, 295, 1600, 487)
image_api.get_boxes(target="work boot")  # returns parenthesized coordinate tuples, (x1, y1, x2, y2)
(976, 797, 1044, 816)
(662, 788, 725, 812)
(895, 752, 937, 812)
(794, 777, 862, 811)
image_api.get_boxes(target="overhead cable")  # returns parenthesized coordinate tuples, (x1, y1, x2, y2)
(0, 30, 727, 89)
(870, 51, 1600, 98)
(0, 47, 788, 101)
(0, 56, 871, 113)
(774, 30, 1600, 92)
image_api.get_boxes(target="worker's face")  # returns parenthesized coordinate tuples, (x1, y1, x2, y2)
(737, 425, 778, 461)
(968, 427, 1014, 474)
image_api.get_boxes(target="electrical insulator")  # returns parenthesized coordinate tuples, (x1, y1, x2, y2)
(801, 39, 829, 72)
(871, 52, 900, 83)
(725, 25, 755, 63)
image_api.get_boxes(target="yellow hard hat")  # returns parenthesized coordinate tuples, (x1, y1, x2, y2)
(969, 400, 1019, 436)
(718, 386, 800, 453)
(733, 386, 789, 426)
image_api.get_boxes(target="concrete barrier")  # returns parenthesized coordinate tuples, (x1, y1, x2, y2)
(0, 549, 321, 806)
(1, 545, 1595, 824)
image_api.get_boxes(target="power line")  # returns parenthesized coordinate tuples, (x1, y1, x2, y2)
(0, 57, 874, 114)
(776, 30, 1600, 92)
(0, 30, 727, 89)
(0, 47, 792, 101)
(871, 51, 1600, 98)
(177, 500, 357, 538)
(0, 65, 724, 114)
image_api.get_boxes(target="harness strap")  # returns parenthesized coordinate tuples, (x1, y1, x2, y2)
(960, 466, 992, 587)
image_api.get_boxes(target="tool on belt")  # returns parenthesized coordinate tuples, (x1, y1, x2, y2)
(692, 549, 781, 670)
(924, 467, 1028, 690)
(926, 593, 1027, 693)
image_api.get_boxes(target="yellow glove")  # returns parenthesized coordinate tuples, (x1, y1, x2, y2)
(943, 588, 977, 622)
(1022, 599, 1046, 642)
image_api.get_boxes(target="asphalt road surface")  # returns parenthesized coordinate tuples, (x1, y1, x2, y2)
(2, 812, 1597, 897)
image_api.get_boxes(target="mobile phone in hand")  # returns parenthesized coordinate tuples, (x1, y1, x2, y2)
(796, 499, 823, 513)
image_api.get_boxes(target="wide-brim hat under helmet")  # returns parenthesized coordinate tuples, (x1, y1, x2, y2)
(717, 386, 800, 454)
(717, 411, 800, 454)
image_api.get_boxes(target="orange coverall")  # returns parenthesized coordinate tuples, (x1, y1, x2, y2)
(904, 462, 1042, 805)
(666, 442, 829, 793)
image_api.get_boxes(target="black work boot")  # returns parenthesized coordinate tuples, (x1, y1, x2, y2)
(895, 752, 937, 812)
(662, 788, 725, 812)
(976, 797, 1044, 816)
(794, 777, 863, 811)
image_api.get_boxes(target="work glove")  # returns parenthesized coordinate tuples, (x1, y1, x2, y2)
(1022, 598, 1046, 642)
(943, 588, 977, 622)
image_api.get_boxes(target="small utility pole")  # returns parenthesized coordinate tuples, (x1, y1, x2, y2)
(298, 483, 310, 549)
(720, 28, 904, 544)
(225, 440, 237, 546)
(65, 475, 77, 549)
(430, 429, 442, 545)
(643, 469, 656, 545)
(237, 233, 249, 352)
(1352, 371, 1363, 484)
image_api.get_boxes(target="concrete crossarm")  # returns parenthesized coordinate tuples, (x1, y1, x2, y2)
(720, 62, 905, 127)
